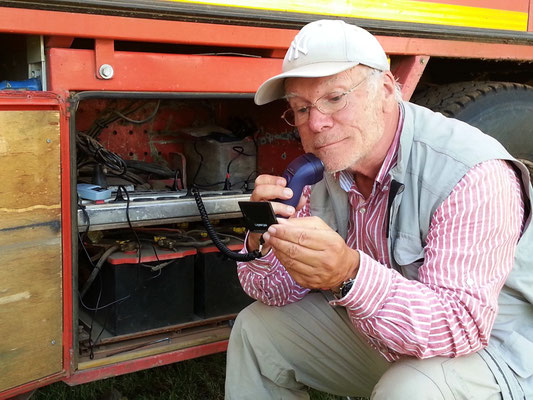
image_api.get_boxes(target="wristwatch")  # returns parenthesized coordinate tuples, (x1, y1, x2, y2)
(339, 278, 355, 298)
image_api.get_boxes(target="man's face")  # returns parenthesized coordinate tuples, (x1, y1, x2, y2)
(284, 67, 391, 174)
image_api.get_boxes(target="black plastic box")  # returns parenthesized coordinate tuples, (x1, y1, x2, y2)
(194, 243, 254, 318)
(85, 245, 196, 336)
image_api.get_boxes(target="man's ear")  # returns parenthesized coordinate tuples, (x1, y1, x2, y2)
(382, 71, 398, 112)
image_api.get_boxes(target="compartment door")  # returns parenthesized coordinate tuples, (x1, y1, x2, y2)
(0, 96, 66, 395)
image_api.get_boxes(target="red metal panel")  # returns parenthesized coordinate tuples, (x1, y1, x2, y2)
(58, 92, 74, 380)
(94, 39, 115, 80)
(45, 36, 75, 49)
(391, 55, 430, 101)
(48, 37, 533, 94)
(64, 340, 228, 386)
(47, 48, 283, 92)
(0, 7, 293, 50)
(380, 35, 533, 60)
(4, 6, 533, 58)
(0, 91, 65, 109)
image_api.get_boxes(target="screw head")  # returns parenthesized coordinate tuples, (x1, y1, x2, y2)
(99, 64, 114, 79)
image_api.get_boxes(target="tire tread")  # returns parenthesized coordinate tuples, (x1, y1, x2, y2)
(412, 82, 533, 118)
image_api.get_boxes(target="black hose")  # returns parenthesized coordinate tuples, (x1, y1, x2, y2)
(80, 245, 120, 298)
(192, 187, 261, 261)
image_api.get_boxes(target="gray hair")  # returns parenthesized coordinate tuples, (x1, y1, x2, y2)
(366, 68, 403, 102)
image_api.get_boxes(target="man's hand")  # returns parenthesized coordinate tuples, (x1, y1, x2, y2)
(262, 216, 360, 290)
(246, 174, 307, 253)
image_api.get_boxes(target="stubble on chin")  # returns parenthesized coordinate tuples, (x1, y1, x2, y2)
(318, 148, 362, 174)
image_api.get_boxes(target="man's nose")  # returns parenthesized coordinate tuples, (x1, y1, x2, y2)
(307, 107, 333, 132)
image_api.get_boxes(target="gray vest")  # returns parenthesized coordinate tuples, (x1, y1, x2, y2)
(310, 102, 533, 398)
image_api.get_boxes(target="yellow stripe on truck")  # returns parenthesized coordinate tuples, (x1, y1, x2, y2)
(164, 0, 528, 32)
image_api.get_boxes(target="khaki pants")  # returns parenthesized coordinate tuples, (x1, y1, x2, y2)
(225, 293, 502, 399)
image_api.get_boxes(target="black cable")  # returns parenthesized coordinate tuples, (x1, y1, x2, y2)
(77, 192, 169, 358)
(191, 139, 204, 188)
(76, 199, 99, 358)
(192, 187, 261, 261)
(87, 101, 145, 138)
(88, 276, 103, 360)
(91, 290, 111, 354)
(171, 168, 181, 191)
(244, 170, 259, 191)
(77, 133, 127, 175)
(78, 289, 131, 312)
(78, 195, 91, 238)
(116, 185, 142, 264)
(77, 222, 105, 360)
(224, 146, 255, 190)
(78, 186, 141, 356)
(79, 245, 119, 298)
(124, 159, 174, 178)
(78, 100, 162, 185)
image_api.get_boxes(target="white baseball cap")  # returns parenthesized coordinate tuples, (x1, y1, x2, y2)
(255, 19, 389, 105)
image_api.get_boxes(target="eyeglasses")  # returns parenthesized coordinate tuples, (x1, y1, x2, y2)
(281, 76, 369, 127)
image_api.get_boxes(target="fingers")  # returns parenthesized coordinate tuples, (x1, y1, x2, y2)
(270, 202, 296, 218)
(254, 174, 286, 187)
(267, 231, 323, 265)
(273, 241, 351, 289)
(273, 248, 327, 288)
(276, 215, 330, 230)
(246, 232, 271, 255)
(264, 222, 324, 251)
(250, 174, 296, 217)
(251, 185, 293, 204)
(254, 174, 307, 213)
(262, 217, 350, 289)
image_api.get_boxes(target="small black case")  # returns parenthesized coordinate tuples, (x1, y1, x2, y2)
(238, 201, 278, 233)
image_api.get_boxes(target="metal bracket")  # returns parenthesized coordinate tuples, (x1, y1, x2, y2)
(26, 35, 47, 90)
(45, 36, 74, 49)
(391, 55, 430, 101)
(95, 39, 115, 80)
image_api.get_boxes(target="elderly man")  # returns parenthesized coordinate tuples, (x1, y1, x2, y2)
(225, 19, 532, 399)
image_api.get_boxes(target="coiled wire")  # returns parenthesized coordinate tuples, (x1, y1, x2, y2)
(192, 187, 261, 261)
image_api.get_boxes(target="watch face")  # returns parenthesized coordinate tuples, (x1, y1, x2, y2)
(341, 280, 354, 298)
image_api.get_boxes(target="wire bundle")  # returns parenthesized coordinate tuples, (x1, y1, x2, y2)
(77, 132, 128, 175)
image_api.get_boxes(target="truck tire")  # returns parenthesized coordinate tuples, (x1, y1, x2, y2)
(412, 82, 533, 164)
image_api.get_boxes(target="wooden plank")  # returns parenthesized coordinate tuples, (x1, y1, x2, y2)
(0, 110, 63, 393)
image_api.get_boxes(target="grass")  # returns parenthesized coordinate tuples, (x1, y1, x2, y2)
(33, 352, 348, 400)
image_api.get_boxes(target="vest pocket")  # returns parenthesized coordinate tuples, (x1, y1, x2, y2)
(392, 236, 425, 279)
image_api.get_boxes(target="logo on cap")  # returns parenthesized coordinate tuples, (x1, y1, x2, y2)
(287, 31, 311, 62)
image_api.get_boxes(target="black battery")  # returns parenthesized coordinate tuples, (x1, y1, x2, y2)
(84, 245, 196, 336)
(194, 242, 254, 318)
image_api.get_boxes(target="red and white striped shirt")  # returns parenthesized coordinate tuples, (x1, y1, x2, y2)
(237, 119, 524, 361)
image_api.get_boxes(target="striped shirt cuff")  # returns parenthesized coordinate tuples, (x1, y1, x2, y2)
(331, 251, 394, 319)
(238, 231, 276, 275)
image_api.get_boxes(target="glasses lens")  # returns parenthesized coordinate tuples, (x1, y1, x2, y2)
(282, 109, 298, 126)
(317, 92, 347, 114)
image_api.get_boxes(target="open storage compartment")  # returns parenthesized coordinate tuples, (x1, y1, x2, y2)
(72, 91, 303, 370)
